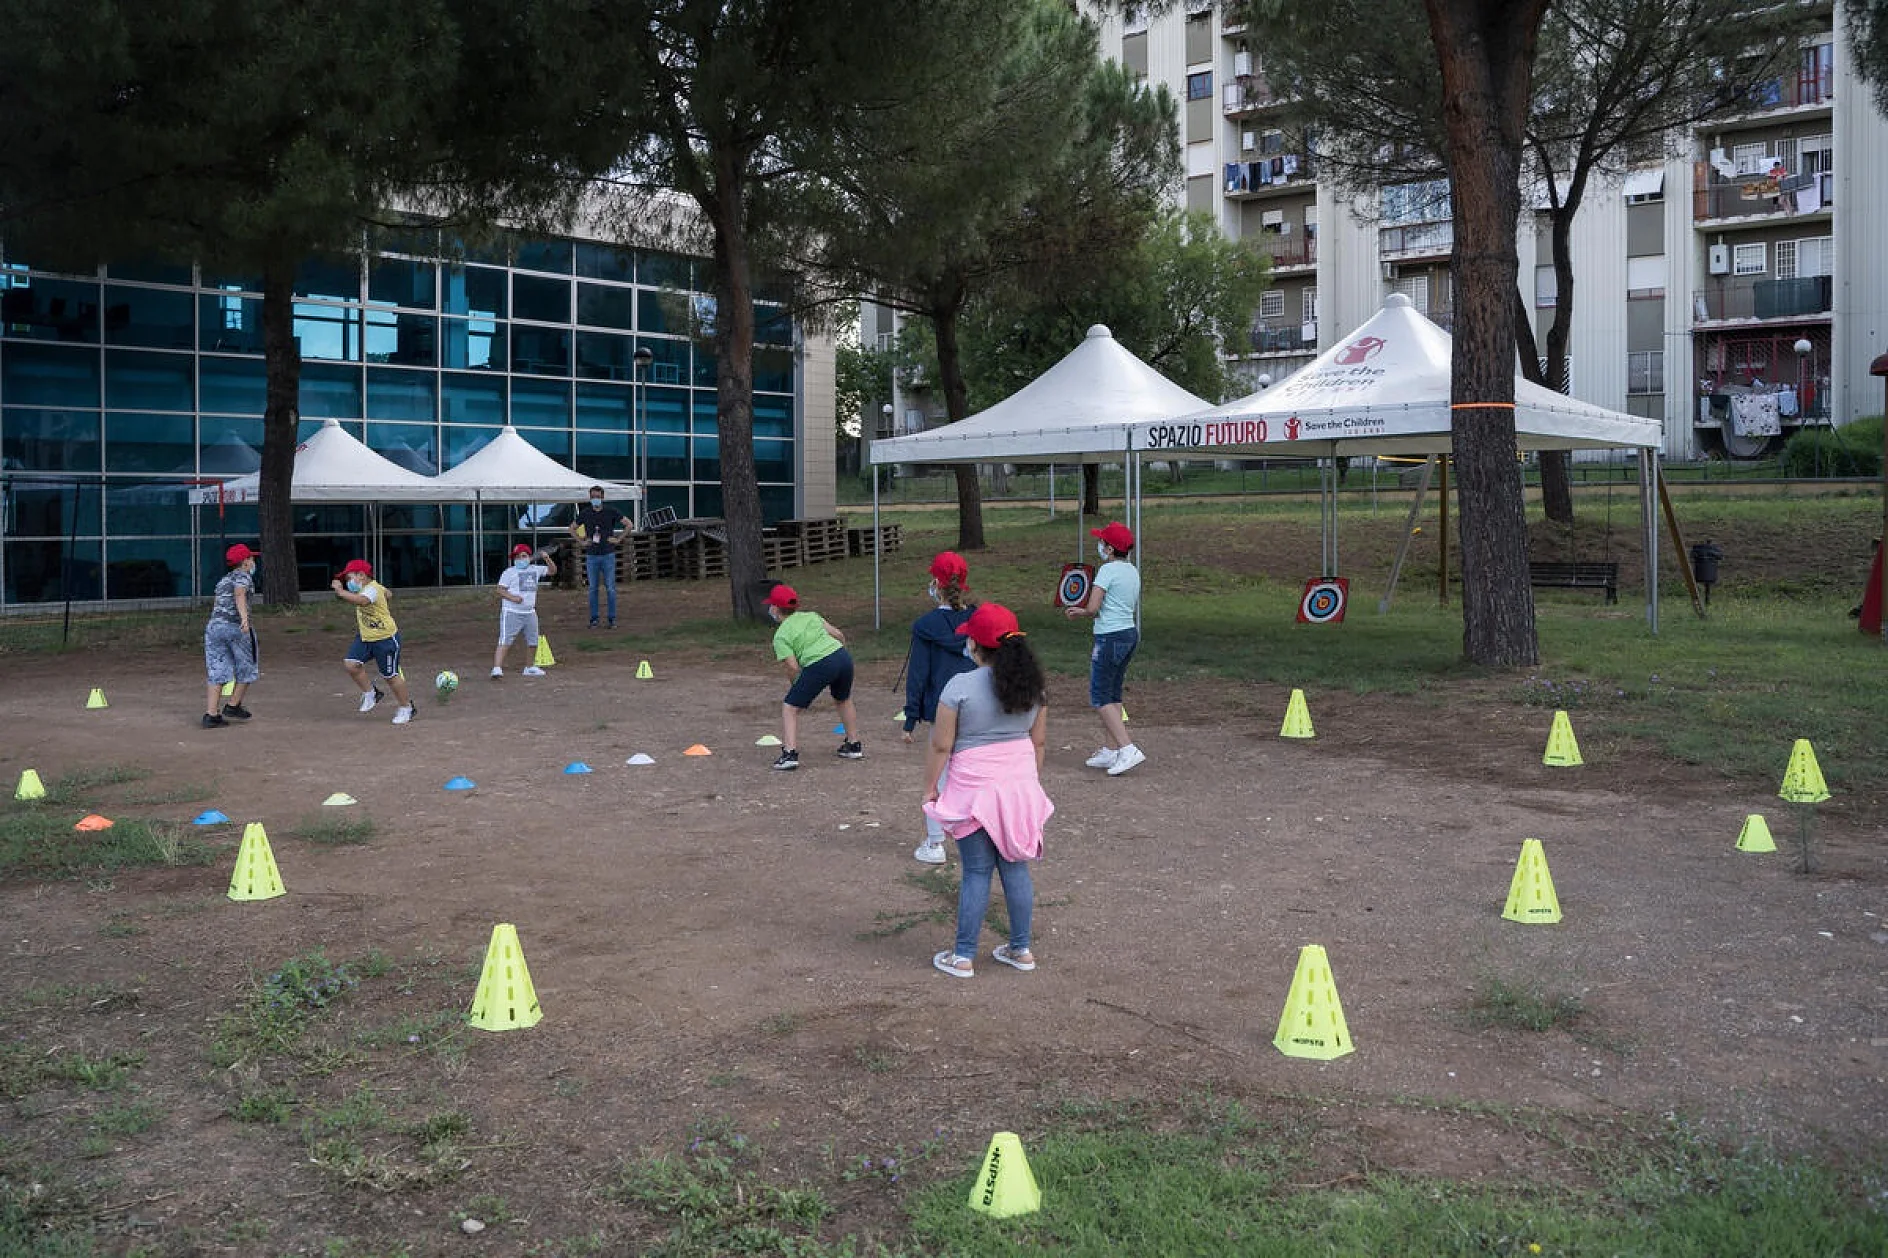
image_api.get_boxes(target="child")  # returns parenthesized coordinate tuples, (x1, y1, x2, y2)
(1065, 521, 1144, 775)
(330, 559, 417, 725)
(202, 542, 260, 729)
(926, 603, 1053, 979)
(493, 542, 557, 678)
(764, 583, 862, 770)
(903, 552, 977, 864)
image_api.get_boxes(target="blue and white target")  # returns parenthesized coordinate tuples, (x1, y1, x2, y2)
(1057, 563, 1093, 609)
(1297, 577, 1349, 625)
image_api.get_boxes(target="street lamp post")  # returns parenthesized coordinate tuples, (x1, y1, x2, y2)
(633, 345, 654, 529)
(1794, 338, 1814, 477)
(1872, 351, 1888, 645)
(879, 403, 893, 493)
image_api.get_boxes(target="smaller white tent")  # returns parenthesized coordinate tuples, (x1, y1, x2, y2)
(869, 324, 1214, 466)
(432, 426, 639, 503)
(189, 419, 445, 505)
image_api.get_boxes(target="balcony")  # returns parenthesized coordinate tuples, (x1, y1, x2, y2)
(1249, 321, 1317, 354)
(1691, 276, 1832, 323)
(1254, 234, 1316, 270)
(1378, 221, 1453, 260)
(1694, 170, 1833, 222)
(1710, 66, 1834, 118)
(1224, 153, 1313, 198)
(1223, 75, 1290, 116)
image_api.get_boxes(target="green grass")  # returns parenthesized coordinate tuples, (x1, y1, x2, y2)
(1465, 974, 1586, 1033)
(291, 814, 379, 846)
(1, 760, 223, 880)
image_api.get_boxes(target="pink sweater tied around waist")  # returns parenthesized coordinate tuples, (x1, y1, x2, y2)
(921, 738, 1054, 862)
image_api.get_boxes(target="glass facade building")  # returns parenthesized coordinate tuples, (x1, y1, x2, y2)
(0, 229, 803, 606)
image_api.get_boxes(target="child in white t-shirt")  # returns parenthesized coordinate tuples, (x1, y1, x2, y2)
(493, 543, 556, 678)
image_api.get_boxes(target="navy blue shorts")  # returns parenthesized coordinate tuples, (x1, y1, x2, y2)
(1088, 628, 1139, 707)
(785, 648, 854, 709)
(346, 634, 403, 680)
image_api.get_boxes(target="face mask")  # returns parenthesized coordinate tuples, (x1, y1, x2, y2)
(346, 579, 362, 593)
(590, 498, 604, 508)
(926, 582, 940, 602)
(1096, 542, 1110, 561)
(514, 557, 530, 570)
(963, 641, 976, 659)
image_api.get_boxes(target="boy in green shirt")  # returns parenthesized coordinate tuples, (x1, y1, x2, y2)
(764, 584, 863, 771)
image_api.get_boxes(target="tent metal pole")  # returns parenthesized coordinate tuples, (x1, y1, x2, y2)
(871, 473, 881, 631)
(1641, 448, 1660, 635)
(1048, 464, 1055, 519)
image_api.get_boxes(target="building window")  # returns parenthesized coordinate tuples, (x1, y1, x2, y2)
(1625, 255, 1665, 297)
(1123, 4, 1147, 36)
(1627, 350, 1663, 395)
(1259, 290, 1285, 321)
(1796, 236, 1833, 277)
(1186, 71, 1212, 101)
(1302, 286, 1318, 323)
(1380, 179, 1452, 226)
(1534, 265, 1557, 308)
(1731, 143, 1768, 176)
(1731, 242, 1765, 276)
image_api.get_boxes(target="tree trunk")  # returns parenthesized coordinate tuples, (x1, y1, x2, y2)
(1535, 203, 1578, 523)
(258, 259, 302, 607)
(709, 163, 767, 620)
(1425, 0, 1545, 667)
(1513, 290, 1573, 522)
(932, 306, 985, 550)
(1082, 463, 1100, 515)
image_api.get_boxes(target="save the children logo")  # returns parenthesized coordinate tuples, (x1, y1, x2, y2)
(1335, 335, 1386, 365)
(1284, 416, 1302, 441)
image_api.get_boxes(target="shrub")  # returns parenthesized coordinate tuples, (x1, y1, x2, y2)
(1780, 415, 1882, 477)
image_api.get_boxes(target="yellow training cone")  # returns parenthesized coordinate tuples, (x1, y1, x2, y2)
(1502, 838, 1562, 923)
(14, 769, 46, 801)
(321, 792, 358, 807)
(1272, 944, 1354, 1060)
(467, 924, 543, 1032)
(221, 680, 235, 697)
(966, 1132, 1041, 1219)
(534, 635, 556, 668)
(1543, 710, 1582, 767)
(1778, 739, 1830, 803)
(1279, 689, 1314, 739)
(86, 688, 109, 710)
(228, 822, 286, 902)
(636, 660, 654, 679)
(1735, 814, 1777, 853)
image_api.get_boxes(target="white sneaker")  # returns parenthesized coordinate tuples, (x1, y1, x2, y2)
(914, 840, 946, 865)
(490, 667, 504, 678)
(1084, 747, 1118, 768)
(391, 705, 415, 725)
(1106, 744, 1146, 776)
(521, 666, 545, 677)
(358, 688, 383, 713)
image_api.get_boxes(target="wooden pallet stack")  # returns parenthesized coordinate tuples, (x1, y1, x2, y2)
(620, 531, 676, 582)
(777, 517, 848, 564)
(761, 528, 807, 573)
(669, 518, 729, 580)
(846, 521, 903, 557)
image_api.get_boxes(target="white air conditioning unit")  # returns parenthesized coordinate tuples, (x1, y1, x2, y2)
(1707, 244, 1731, 275)
(1381, 261, 1399, 281)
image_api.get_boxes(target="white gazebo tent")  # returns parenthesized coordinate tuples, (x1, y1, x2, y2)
(431, 425, 641, 581)
(865, 324, 1213, 624)
(190, 418, 446, 505)
(870, 296, 1670, 629)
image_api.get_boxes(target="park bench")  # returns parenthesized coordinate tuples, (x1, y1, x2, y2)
(1527, 560, 1619, 604)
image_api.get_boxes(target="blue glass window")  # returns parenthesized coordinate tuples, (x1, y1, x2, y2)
(576, 283, 635, 331)
(576, 243, 635, 282)
(753, 394, 792, 439)
(638, 337, 687, 384)
(691, 392, 719, 435)
(366, 368, 437, 422)
(300, 363, 363, 419)
(295, 258, 360, 302)
(106, 351, 194, 412)
(758, 484, 794, 523)
(6, 538, 103, 602)
(638, 251, 693, 289)
(513, 275, 570, 324)
(442, 317, 504, 370)
(442, 266, 507, 318)
(510, 325, 570, 376)
(104, 538, 191, 597)
(512, 378, 570, 428)
(107, 260, 193, 286)
(106, 491, 194, 541)
(516, 427, 571, 459)
(644, 386, 688, 433)
(368, 258, 438, 309)
(637, 289, 684, 335)
(692, 330, 717, 386)
(575, 382, 631, 432)
(199, 358, 266, 415)
(2, 344, 101, 407)
(694, 483, 722, 518)
(576, 428, 637, 481)
(200, 292, 265, 354)
(365, 310, 438, 366)
(514, 238, 573, 274)
(199, 420, 264, 473)
(691, 436, 720, 482)
(105, 285, 195, 350)
(753, 439, 792, 482)
(575, 331, 634, 380)
(200, 268, 262, 293)
(642, 432, 688, 481)
(441, 372, 505, 425)
(294, 302, 361, 361)
(3, 407, 102, 473)
(753, 347, 793, 394)
(367, 423, 438, 475)
(0, 278, 101, 343)
(755, 302, 792, 346)
(105, 411, 196, 473)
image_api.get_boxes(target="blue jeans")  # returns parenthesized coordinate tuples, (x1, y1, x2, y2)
(585, 552, 616, 623)
(953, 828, 1032, 959)
(1089, 627, 1139, 707)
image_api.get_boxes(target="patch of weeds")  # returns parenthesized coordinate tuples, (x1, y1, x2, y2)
(1465, 973, 1585, 1033)
(1514, 673, 1619, 709)
(100, 916, 143, 939)
(210, 949, 373, 1068)
(292, 814, 378, 846)
(851, 1044, 897, 1074)
(758, 1012, 803, 1037)
(91, 1099, 159, 1136)
(43, 763, 152, 802)
(704, 1072, 740, 1090)
(121, 781, 215, 806)
(455, 1192, 514, 1226)
(76, 1134, 115, 1159)
(264, 949, 361, 1011)
(40, 1049, 145, 1091)
(0, 809, 216, 879)
(606, 1120, 831, 1254)
(356, 1008, 462, 1053)
(16, 982, 141, 1013)
(836, 1131, 945, 1188)
(231, 1086, 297, 1125)
(554, 1076, 587, 1098)
(856, 867, 957, 940)
(306, 1084, 390, 1136)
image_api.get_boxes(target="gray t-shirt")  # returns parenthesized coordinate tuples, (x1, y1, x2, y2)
(938, 666, 1038, 751)
(209, 568, 252, 625)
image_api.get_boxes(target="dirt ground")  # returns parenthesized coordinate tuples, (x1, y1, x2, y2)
(3, 523, 1886, 1255)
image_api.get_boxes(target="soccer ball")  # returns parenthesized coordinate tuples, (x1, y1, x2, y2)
(434, 670, 459, 693)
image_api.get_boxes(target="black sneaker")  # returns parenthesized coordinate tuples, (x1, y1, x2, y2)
(201, 713, 228, 729)
(589, 618, 600, 628)
(836, 740, 864, 760)
(771, 748, 800, 771)
(221, 703, 252, 721)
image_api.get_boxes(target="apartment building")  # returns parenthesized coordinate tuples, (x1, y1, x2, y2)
(1096, 1, 1888, 460)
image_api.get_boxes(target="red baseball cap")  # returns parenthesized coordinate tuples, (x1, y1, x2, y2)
(1090, 522, 1135, 553)
(511, 543, 535, 558)
(956, 602, 1022, 650)
(763, 584, 799, 610)
(928, 551, 969, 584)
(225, 543, 258, 565)
(339, 559, 373, 578)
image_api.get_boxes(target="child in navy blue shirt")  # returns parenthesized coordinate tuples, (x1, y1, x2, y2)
(903, 552, 977, 864)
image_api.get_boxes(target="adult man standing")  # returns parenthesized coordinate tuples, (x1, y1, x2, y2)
(571, 486, 628, 628)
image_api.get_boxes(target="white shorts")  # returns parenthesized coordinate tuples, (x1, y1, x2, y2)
(498, 609, 539, 646)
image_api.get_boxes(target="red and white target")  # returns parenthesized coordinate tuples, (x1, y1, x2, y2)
(1056, 563, 1094, 609)
(1297, 577, 1349, 624)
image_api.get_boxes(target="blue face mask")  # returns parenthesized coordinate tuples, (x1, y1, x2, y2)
(346, 579, 362, 593)
(514, 557, 530, 570)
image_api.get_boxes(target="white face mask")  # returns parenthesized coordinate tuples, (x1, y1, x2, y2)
(1096, 542, 1110, 561)
(926, 582, 940, 602)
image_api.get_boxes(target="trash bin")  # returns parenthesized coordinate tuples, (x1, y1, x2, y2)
(1691, 541, 1724, 603)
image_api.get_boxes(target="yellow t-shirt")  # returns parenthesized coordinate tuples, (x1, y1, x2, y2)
(352, 581, 399, 642)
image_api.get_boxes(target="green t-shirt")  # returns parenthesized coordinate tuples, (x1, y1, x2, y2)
(772, 611, 842, 667)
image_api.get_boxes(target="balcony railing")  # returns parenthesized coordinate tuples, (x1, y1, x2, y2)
(1255, 235, 1316, 269)
(1716, 67, 1834, 115)
(1224, 153, 1313, 195)
(1378, 221, 1453, 258)
(1223, 75, 1289, 115)
(1694, 170, 1833, 221)
(1691, 276, 1832, 322)
(1249, 322, 1317, 353)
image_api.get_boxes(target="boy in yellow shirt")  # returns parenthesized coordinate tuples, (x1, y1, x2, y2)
(331, 559, 417, 724)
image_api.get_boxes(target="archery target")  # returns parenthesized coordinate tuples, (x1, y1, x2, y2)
(1297, 577, 1349, 624)
(1057, 563, 1094, 609)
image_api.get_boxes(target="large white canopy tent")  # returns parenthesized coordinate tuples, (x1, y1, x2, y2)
(432, 425, 640, 581)
(869, 296, 1670, 630)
